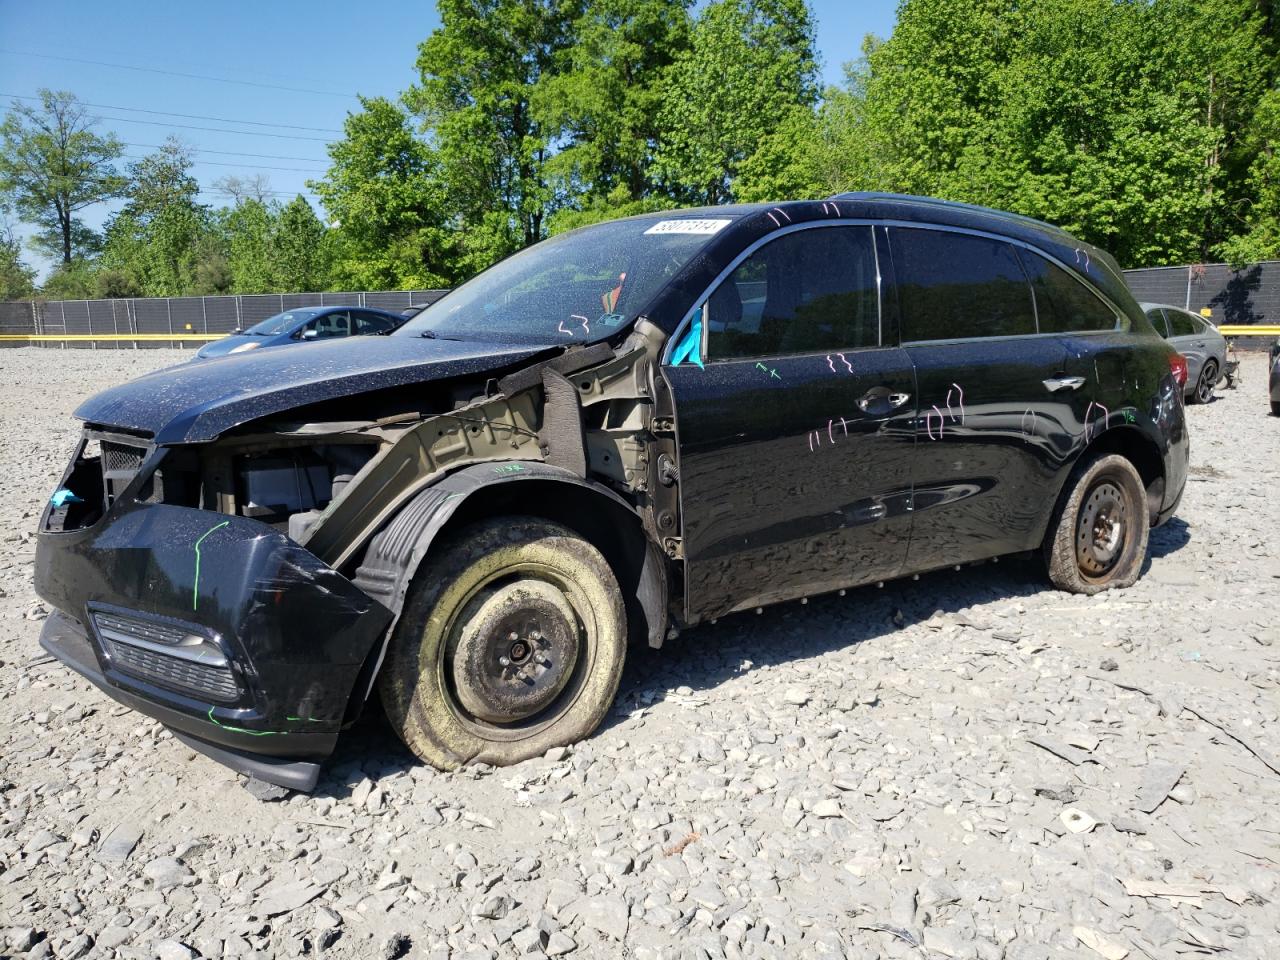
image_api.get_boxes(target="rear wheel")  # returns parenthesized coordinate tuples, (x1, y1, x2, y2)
(1045, 454, 1149, 595)
(1271, 400, 1280, 417)
(379, 517, 626, 770)
(1192, 361, 1217, 404)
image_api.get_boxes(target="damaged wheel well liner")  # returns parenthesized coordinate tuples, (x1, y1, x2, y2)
(345, 463, 668, 721)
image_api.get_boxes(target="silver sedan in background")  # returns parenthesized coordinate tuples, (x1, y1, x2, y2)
(1141, 302, 1228, 404)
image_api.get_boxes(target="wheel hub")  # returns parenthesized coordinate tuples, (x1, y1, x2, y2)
(449, 580, 581, 724)
(1076, 480, 1127, 576)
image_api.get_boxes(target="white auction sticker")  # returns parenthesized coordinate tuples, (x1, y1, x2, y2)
(643, 218, 733, 236)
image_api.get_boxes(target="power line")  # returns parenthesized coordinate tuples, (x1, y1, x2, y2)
(124, 142, 328, 164)
(0, 49, 360, 99)
(123, 154, 326, 174)
(0, 91, 343, 134)
(97, 115, 333, 142)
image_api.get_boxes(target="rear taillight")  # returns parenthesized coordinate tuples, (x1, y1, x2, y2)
(1169, 353, 1188, 388)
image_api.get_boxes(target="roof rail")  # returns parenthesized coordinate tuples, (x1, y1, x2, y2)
(827, 191, 1067, 235)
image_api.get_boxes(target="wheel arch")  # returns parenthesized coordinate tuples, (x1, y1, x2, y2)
(343, 462, 668, 719)
(1058, 425, 1167, 529)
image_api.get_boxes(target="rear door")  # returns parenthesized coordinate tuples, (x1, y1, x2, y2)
(663, 223, 917, 622)
(886, 226, 1075, 567)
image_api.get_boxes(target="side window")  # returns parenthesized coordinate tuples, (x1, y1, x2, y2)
(1167, 309, 1197, 337)
(1145, 308, 1171, 338)
(307, 311, 350, 339)
(1018, 250, 1119, 333)
(354, 311, 393, 335)
(706, 226, 879, 360)
(891, 228, 1036, 341)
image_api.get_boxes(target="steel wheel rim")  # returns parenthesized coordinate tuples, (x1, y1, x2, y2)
(1076, 479, 1128, 578)
(438, 561, 594, 739)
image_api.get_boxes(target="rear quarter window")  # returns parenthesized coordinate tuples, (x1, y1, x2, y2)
(890, 228, 1036, 341)
(1018, 250, 1120, 333)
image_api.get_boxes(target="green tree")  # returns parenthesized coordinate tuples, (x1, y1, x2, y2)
(100, 140, 212, 295)
(221, 199, 277, 293)
(539, 0, 693, 229)
(0, 205, 36, 300)
(654, 0, 819, 205)
(0, 90, 125, 263)
(1218, 85, 1280, 264)
(406, 0, 578, 270)
(40, 258, 98, 299)
(312, 96, 454, 289)
(271, 195, 330, 291)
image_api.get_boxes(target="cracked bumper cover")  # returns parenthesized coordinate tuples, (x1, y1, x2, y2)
(35, 502, 392, 791)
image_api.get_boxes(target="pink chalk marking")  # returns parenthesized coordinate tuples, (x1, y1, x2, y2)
(1021, 409, 1037, 437)
(831, 201, 841, 216)
(1075, 248, 1091, 271)
(827, 355, 837, 373)
(837, 352, 853, 373)
(1083, 401, 1109, 441)
(926, 405, 945, 441)
(839, 417, 848, 435)
(808, 431, 815, 452)
(774, 207, 791, 222)
(828, 419, 834, 443)
(945, 382, 965, 423)
(766, 212, 780, 227)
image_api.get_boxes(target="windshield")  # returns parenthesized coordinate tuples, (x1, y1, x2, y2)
(244, 309, 322, 336)
(397, 215, 735, 345)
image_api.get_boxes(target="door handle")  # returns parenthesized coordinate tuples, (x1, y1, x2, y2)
(857, 388, 912, 412)
(1043, 376, 1086, 392)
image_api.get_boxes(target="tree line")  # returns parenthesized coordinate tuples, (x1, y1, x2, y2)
(2, 0, 1277, 302)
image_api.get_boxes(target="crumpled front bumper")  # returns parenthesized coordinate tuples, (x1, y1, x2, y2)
(35, 500, 391, 791)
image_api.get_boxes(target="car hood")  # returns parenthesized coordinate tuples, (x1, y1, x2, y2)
(195, 334, 264, 358)
(76, 335, 552, 444)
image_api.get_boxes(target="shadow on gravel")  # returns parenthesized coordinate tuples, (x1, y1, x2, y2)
(320, 528, 1192, 791)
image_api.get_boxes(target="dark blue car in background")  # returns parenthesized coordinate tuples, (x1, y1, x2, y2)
(194, 305, 409, 359)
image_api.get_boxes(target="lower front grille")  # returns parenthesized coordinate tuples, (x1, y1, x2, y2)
(91, 609, 241, 703)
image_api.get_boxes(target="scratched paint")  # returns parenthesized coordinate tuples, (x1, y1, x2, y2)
(192, 519, 230, 611)
(806, 415, 850, 452)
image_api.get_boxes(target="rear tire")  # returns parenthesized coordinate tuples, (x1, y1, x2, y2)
(1271, 400, 1280, 417)
(379, 517, 626, 770)
(1192, 361, 1217, 404)
(1044, 454, 1149, 595)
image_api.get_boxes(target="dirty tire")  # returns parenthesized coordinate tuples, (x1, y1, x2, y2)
(1044, 454, 1149, 595)
(379, 517, 625, 770)
(1192, 361, 1217, 404)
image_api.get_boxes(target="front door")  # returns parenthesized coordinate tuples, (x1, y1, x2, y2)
(663, 223, 917, 623)
(886, 225, 1077, 568)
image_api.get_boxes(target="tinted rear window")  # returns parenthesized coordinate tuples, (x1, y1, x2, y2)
(1145, 307, 1170, 337)
(1019, 250, 1119, 333)
(1167, 309, 1197, 337)
(891, 228, 1036, 341)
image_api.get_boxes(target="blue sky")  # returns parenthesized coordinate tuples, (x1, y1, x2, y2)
(0, 0, 898, 277)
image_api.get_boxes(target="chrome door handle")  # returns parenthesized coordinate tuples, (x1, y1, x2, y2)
(857, 389, 912, 412)
(1043, 376, 1086, 392)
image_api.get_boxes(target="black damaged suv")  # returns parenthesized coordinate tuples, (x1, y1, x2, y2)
(35, 194, 1189, 790)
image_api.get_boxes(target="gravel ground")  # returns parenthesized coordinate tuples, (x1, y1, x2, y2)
(2, 347, 1278, 960)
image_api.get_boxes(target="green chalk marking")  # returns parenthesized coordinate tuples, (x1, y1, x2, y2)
(192, 520, 230, 611)
(286, 715, 324, 723)
(206, 706, 287, 736)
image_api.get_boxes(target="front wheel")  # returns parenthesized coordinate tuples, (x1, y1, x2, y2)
(1192, 361, 1217, 404)
(379, 517, 626, 770)
(1044, 454, 1150, 595)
